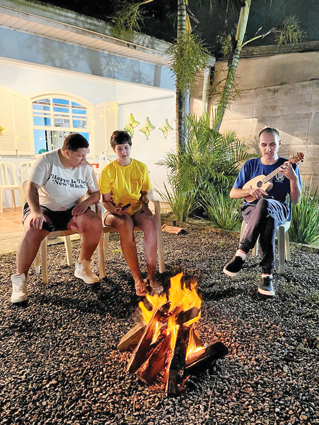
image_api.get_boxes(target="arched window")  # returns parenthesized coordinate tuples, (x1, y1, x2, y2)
(32, 95, 89, 153)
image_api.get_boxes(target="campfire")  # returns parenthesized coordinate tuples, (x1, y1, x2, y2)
(118, 273, 228, 394)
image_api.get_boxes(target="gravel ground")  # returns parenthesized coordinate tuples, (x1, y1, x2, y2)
(0, 225, 319, 425)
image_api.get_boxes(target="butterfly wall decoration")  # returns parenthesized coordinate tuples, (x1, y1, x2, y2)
(159, 119, 173, 139)
(124, 113, 140, 137)
(140, 117, 155, 139)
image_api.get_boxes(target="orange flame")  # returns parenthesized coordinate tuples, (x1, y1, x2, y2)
(139, 273, 204, 355)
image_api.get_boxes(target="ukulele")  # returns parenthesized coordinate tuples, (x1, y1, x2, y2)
(242, 152, 304, 202)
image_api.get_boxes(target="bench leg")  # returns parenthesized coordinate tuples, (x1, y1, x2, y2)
(35, 250, 41, 274)
(278, 226, 285, 274)
(63, 236, 73, 266)
(40, 237, 49, 284)
(153, 200, 165, 273)
(98, 233, 106, 278)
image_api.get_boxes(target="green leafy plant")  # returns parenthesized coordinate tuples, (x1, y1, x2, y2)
(289, 183, 319, 245)
(200, 184, 242, 230)
(216, 32, 234, 58)
(111, 0, 153, 33)
(159, 183, 197, 222)
(276, 16, 306, 47)
(157, 113, 255, 223)
(168, 33, 210, 93)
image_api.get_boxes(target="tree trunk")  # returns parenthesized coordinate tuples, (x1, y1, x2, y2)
(176, 0, 187, 153)
(213, 0, 252, 133)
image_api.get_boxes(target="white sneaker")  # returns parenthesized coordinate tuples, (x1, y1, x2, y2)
(11, 273, 28, 303)
(74, 260, 99, 284)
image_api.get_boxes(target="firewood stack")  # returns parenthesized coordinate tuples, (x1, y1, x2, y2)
(118, 273, 228, 394)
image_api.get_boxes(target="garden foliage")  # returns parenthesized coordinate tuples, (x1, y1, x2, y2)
(290, 183, 319, 245)
(157, 113, 255, 227)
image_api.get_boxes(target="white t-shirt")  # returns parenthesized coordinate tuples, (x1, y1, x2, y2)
(29, 150, 99, 211)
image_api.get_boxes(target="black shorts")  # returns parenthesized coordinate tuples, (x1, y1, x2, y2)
(23, 203, 75, 232)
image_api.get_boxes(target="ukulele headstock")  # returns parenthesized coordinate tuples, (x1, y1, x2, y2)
(289, 152, 304, 164)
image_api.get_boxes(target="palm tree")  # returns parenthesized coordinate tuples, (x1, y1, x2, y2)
(213, 0, 252, 132)
(176, 0, 188, 153)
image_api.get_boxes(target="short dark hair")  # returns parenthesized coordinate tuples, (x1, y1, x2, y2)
(110, 130, 132, 150)
(258, 127, 279, 139)
(62, 133, 89, 151)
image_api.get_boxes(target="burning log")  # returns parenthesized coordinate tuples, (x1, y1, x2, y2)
(166, 324, 190, 395)
(127, 303, 196, 375)
(176, 307, 200, 325)
(127, 301, 173, 374)
(119, 273, 228, 394)
(186, 341, 229, 374)
(137, 330, 173, 384)
(117, 323, 146, 352)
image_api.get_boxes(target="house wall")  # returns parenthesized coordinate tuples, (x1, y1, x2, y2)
(214, 51, 319, 188)
(0, 60, 176, 207)
(118, 98, 176, 196)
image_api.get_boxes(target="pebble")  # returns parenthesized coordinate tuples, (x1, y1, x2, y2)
(0, 229, 318, 424)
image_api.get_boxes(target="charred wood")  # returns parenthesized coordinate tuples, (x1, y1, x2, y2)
(186, 342, 228, 375)
(137, 330, 173, 384)
(166, 324, 190, 395)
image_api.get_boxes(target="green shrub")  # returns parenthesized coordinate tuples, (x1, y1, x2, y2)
(289, 184, 319, 245)
(157, 113, 255, 223)
(158, 183, 197, 223)
(200, 184, 242, 231)
(276, 16, 306, 47)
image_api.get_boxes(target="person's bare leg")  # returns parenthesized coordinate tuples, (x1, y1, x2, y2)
(133, 210, 163, 294)
(16, 215, 49, 275)
(69, 209, 103, 284)
(69, 209, 102, 262)
(12, 216, 49, 303)
(104, 213, 146, 295)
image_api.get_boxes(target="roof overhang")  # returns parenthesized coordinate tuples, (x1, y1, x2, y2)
(0, 0, 174, 67)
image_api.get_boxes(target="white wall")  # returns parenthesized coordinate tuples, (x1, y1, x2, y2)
(0, 60, 117, 102)
(0, 59, 176, 207)
(119, 97, 176, 197)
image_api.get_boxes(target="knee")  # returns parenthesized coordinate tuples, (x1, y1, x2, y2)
(23, 226, 47, 242)
(81, 213, 102, 235)
(256, 198, 269, 218)
(117, 217, 134, 234)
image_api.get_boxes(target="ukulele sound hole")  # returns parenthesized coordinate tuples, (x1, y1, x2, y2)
(257, 182, 262, 188)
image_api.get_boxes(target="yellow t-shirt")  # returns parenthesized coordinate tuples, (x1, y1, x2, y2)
(99, 159, 152, 215)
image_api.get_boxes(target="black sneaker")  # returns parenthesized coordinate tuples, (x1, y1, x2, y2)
(258, 276, 275, 297)
(223, 256, 244, 277)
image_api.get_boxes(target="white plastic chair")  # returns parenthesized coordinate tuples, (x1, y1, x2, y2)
(0, 162, 23, 212)
(240, 220, 291, 274)
(97, 199, 165, 278)
(90, 163, 101, 180)
(19, 161, 34, 184)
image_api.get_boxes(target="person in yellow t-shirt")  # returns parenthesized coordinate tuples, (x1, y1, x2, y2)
(99, 130, 163, 297)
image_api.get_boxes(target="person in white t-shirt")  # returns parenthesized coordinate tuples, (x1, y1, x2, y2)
(11, 133, 102, 304)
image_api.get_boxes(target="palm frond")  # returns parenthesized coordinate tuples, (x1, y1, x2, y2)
(156, 112, 254, 222)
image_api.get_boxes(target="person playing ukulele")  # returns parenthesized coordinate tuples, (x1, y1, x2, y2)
(223, 127, 302, 296)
